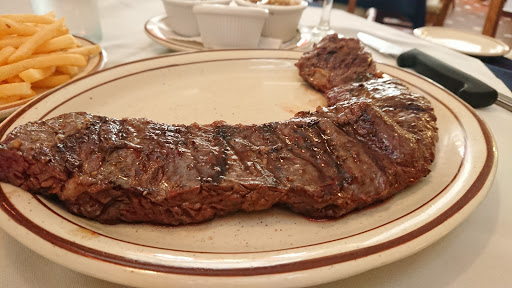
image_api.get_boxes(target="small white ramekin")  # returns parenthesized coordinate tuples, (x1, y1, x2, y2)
(161, 0, 231, 37)
(193, 4, 269, 49)
(235, 0, 308, 42)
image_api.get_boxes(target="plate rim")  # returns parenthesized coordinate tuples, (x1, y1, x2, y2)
(0, 50, 497, 286)
(413, 26, 511, 57)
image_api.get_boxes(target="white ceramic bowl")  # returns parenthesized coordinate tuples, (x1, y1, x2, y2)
(161, 0, 231, 37)
(235, 0, 307, 42)
(193, 4, 269, 49)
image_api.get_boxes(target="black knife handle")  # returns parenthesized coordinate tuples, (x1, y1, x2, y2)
(396, 49, 497, 108)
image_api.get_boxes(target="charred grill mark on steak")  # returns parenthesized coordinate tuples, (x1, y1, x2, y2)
(0, 35, 438, 225)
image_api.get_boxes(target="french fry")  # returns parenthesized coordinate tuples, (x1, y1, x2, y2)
(19, 66, 56, 83)
(32, 74, 70, 88)
(7, 18, 65, 63)
(7, 75, 24, 83)
(0, 12, 101, 107)
(0, 35, 29, 49)
(55, 26, 70, 37)
(0, 46, 16, 65)
(66, 45, 102, 57)
(56, 65, 80, 76)
(35, 34, 77, 53)
(45, 11, 56, 19)
(20, 88, 37, 99)
(0, 53, 87, 82)
(0, 82, 32, 98)
(0, 87, 36, 103)
(1, 14, 55, 24)
(0, 17, 38, 36)
(27, 51, 65, 59)
(0, 94, 21, 105)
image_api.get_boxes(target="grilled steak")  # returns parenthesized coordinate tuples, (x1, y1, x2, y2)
(295, 35, 379, 92)
(325, 77, 438, 164)
(0, 36, 437, 225)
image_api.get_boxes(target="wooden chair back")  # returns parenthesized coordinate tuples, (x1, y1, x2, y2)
(482, 0, 506, 37)
(426, 0, 454, 26)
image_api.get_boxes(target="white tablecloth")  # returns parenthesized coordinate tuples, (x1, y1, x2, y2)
(1, 1, 511, 287)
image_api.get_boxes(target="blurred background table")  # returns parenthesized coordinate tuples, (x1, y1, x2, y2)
(1, 0, 512, 287)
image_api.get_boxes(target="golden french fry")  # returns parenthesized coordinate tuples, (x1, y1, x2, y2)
(0, 46, 16, 66)
(19, 66, 56, 83)
(32, 74, 70, 88)
(0, 17, 38, 36)
(56, 65, 80, 76)
(44, 11, 56, 19)
(6, 75, 24, 83)
(0, 88, 37, 103)
(0, 12, 102, 106)
(0, 94, 21, 105)
(7, 18, 65, 63)
(20, 88, 37, 99)
(0, 82, 32, 98)
(1, 14, 55, 24)
(35, 34, 77, 53)
(0, 53, 87, 82)
(66, 45, 101, 57)
(29, 23, 68, 36)
(0, 36, 29, 49)
(55, 26, 70, 37)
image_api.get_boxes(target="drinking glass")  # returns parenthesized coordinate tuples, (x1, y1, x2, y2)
(30, 0, 102, 43)
(301, 0, 336, 44)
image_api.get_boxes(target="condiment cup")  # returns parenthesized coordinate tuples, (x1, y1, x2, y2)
(193, 4, 269, 49)
(234, 0, 308, 42)
(161, 0, 231, 37)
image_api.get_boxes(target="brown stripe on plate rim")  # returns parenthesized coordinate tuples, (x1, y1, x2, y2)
(28, 64, 468, 254)
(0, 55, 496, 276)
(0, 98, 32, 113)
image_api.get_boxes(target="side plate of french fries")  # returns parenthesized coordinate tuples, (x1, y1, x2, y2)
(0, 12, 106, 120)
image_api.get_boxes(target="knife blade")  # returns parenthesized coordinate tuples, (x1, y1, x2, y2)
(357, 32, 500, 109)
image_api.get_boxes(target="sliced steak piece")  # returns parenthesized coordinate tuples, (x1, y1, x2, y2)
(296, 36, 438, 177)
(325, 77, 438, 166)
(295, 34, 378, 92)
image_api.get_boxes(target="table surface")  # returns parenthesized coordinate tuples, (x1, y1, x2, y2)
(1, 1, 511, 287)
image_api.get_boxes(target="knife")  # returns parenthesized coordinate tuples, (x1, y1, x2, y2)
(356, 32, 505, 109)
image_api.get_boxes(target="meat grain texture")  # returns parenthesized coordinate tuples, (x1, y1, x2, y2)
(0, 35, 438, 225)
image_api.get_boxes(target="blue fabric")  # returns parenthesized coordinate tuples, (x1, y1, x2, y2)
(481, 57, 512, 92)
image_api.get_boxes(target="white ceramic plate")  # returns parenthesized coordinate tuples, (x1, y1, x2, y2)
(413, 26, 510, 57)
(0, 37, 107, 120)
(0, 50, 496, 288)
(144, 15, 310, 52)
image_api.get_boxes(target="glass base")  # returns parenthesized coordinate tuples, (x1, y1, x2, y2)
(299, 26, 338, 48)
(311, 27, 336, 42)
